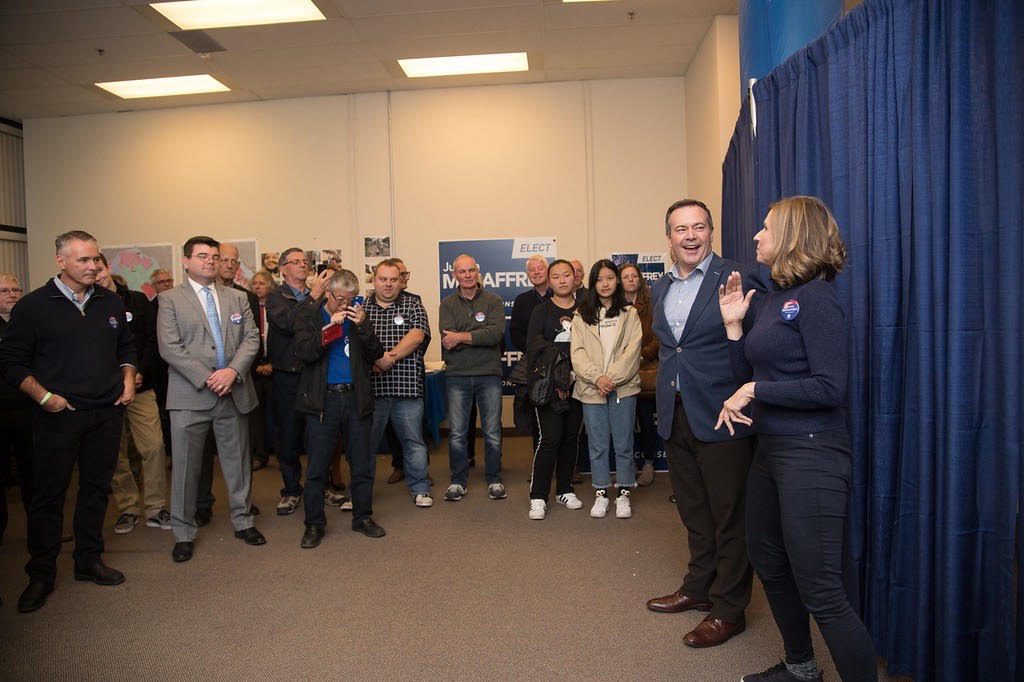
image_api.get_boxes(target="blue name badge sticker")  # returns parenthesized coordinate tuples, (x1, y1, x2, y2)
(474, 311, 486, 322)
(780, 299, 800, 321)
(230, 312, 243, 325)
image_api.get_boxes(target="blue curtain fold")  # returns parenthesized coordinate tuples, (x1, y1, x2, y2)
(720, 0, 1024, 679)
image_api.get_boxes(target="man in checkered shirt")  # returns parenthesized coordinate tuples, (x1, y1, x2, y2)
(364, 259, 434, 507)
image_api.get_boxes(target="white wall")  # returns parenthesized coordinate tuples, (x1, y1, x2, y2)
(684, 15, 741, 252)
(24, 76, 686, 357)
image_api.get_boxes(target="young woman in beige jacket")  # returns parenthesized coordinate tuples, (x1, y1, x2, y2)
(570, 259, 643, 519)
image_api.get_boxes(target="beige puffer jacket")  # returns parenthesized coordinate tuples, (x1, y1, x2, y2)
(569, 306, 642, 404)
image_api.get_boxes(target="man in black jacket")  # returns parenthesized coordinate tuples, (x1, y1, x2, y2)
(0, 272, 33, 549)
(265, 247, 333, 516)
(292, 269, 384, 548)
(0, 231, 137, 613)
(96, 256, 170, 534)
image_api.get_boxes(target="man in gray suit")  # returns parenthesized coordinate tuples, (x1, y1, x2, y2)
(157, 236, 264, 563)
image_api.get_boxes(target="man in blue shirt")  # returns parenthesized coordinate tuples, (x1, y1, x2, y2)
(647, 199, 760, 649)
(292, 269, 385, 549)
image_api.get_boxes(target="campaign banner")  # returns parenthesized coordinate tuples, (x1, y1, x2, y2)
(438, 237, 556, 394)
(610, 251, 668, 283)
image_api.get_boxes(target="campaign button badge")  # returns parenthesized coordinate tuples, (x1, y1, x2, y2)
(394, 313, 405, 326)
(781, 300, 800, 321)
(125, 312, 134, 322)
(108, 316, 118, 329)
(474, 311, 486, 322)
(230, 312, 243, 325)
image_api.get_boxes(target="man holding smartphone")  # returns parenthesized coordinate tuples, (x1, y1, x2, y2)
(290, 269, 385, 549)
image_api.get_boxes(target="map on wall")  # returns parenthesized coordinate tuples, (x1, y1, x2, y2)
(102, 243, 174, 300)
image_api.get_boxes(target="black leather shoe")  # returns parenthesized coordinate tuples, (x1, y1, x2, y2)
(252, 455, 269, 471)
(352, 518, 386, 538)
(172, 541, 194, 562)
(73, 562, 125, 586)
(250, 504, 261, 516)
(195, 507, 212, 527)
(17, 580, 54, 613)
(234, 527, 267, 545)
(646, 590, 712, 614)
(300, 524, 324, 549)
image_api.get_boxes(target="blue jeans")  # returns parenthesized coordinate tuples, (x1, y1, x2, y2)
(303, 390, 374, 528)
(371, 397, 430, 495)
(582, 392, 636, 489)
(446, 375, 502, 486)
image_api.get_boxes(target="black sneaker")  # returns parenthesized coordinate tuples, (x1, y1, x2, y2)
(741, 662, 822, 682)
(113, 513, 137, 535)
(146, 509, 172, 530)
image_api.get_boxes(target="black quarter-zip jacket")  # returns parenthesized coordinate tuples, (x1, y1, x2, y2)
(0, 278, 137, 409)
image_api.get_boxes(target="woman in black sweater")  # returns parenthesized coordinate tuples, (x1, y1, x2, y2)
(717, 196, 877, 682)
(524, 259, 583, 519)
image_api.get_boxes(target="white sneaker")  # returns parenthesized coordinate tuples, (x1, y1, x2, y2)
(528, 499, 546, 520)
(615, 489, 632, 518)
(339, 498, 353, 511)
(556, 492, 583, 510)
(590, 491, 610, 518)
(414, 493, 433, 508)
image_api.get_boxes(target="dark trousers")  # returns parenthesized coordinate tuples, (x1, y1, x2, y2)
(251, 370, 272, 458)
(0, 406, 35, 544)
(529, 400, 582, 502)
(273, 370, 306, 497)
(635, 396, 659, 462)
(27, 406, 123, 582)
(747, 430, 877, 681)
(664, 400, 754, 622)
(303, 390, 373, 528)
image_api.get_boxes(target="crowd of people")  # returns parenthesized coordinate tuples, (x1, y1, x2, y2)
(0, 196, 877, 681)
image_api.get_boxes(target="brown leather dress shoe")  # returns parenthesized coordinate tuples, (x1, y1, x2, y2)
(646, 590, 713, 614)
(387, 467, 405, 485)
(683, 615, 746, 648)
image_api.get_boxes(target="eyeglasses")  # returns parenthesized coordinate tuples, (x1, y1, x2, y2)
(282, 259, 306, 267)
(191, 253, 221, 262)
(328, 290, 351, 304)
(0, 287, 23, 295)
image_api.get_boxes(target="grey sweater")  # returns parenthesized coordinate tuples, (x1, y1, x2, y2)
(438, 287, 505, 376)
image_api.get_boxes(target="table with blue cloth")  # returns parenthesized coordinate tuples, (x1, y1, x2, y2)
(422, 369, 447, 447)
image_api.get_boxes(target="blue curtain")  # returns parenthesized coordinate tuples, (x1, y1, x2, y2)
(720, 1, 1024, 679)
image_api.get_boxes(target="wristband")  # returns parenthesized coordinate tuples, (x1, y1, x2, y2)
(40, 391, 53, 406)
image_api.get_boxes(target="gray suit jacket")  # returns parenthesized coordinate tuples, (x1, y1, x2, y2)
(157, 281, 259, 414)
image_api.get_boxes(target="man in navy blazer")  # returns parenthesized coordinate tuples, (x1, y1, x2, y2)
(646, 199, 760, 649)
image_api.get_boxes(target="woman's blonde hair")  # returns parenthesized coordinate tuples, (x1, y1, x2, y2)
(766, 196, 847, 287)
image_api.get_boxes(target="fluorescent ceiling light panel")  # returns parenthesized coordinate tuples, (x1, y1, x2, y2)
(150, 0, 326, 30)
(399, 52, 529, 78)
(95, 74, 230, 99)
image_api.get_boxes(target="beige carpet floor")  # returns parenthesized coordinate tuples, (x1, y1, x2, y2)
(0, 436, 901, 681)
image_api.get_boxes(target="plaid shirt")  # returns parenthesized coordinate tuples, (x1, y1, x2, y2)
(365, 291, 430, 398)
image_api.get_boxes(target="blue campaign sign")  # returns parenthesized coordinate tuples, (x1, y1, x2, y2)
(439, 238, 557, 394)
(610, 252, 668, 283)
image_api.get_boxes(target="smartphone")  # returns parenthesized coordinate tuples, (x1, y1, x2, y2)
(351, 295, 365, 307)
(316, 262, 329, 275)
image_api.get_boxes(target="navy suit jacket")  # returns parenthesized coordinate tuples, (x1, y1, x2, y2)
(651, 253, 761, 443)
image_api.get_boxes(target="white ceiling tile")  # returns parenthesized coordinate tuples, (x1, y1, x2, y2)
(251, 80, 397, 99)
(0, 51, 39, 70)
(334, 0, 538, 19)
(48, 55, 209, 85)
(35, 99, 128, 116)
(210, 43, 380, 71)
(546, 45, 694, 70)
(0, 92, 49, 121)
(6, 33, 194, 67)
(0, 84, 108, 105)
(365, 31, 542, 61)
(545, 63, 687, 83)
(544, 0, 736, 30)
(350, 5, 541, 40)
(0, 0, 121, 14)
(0, 68, 72, 89)
(206, 19, 362, 52)
(546, 21, 709, 51)
(120, 89, 258, 110)
(216, 62, 391, 88)
(0, 7, 162, 45)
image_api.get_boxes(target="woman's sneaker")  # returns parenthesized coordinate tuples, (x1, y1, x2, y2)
(590, 490, 610, 518)
(556, 492, 583, 509)
(615, 489, 632, 518)
(528, 499, 546, 520)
